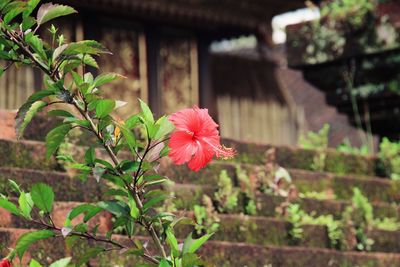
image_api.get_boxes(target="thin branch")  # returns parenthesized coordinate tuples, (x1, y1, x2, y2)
(0, 24, 168, 264)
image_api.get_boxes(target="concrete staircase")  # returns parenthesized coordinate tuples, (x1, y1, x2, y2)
(0, 111, 400, 266)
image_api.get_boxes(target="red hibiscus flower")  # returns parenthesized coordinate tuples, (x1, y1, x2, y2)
(0, 258, 12, 267)
(168, 106, 235, 171)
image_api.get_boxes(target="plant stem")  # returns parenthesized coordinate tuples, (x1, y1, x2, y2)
(2, 25, 167, 263)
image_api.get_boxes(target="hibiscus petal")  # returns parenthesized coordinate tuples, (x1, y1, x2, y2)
(188, 140, 215, 171)
(168, 131, 198, 165)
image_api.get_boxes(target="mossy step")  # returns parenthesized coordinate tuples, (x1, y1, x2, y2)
(169, 184, 400, 220)
(1, 227, 400, 267)
(0, 129, 379, 178)
(0, 167, 104, 202)
(0, 167, 398, 220)
(162, 161, 399, 203)
(222, 138, 378, 176)
(0, 200, 325, 249)
(2, 200, 400, 253)
(0, 139, 60, 171)
(289, 168, 400, 203)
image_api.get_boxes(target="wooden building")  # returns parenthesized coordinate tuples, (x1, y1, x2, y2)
(0, 0, 309, 144)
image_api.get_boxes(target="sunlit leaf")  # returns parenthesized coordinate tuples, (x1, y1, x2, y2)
(36, 3, 77, 26)
(31, 183, 54, 213)
(15, 230, 54, 259)
(45, 123, 72, 158)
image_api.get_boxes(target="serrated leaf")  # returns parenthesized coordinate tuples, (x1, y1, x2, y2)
(166, 228, 179, 257)
(62, 40, 110, 55)
(128, 196, 139, 220)
(93, 73, 124, 88)
(139, 99, 154, 123)
(97, 200, 129, 218)
(52, 43, 68, 62)
(182, 233, 213, 254)
(15, 230, 54, 259)
(23, 0, 40, 18)
(142, 194, 168, 212)
(25, 33, 47, 61)
(15, 89, 54, 139)
(19, 192, 33, 219)
(4, 5, 25, 24)
(31, 183, 54, 213)
(84, 147, 95, 165)
(118, 124, 137, 153)
(154, 116, 174, 140)
(45, 123, 72, 158)
(21, 16, 36, 31)
(0, 198, 20, 215)
(8, 179, 21, 193)
(95, 99, 115, 118)
(36, 3, 77, 26)
(47, 109, 74, 118)
(68, 203, 92, 220)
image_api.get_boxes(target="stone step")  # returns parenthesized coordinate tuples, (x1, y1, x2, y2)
(0, 227, 400, 267)
(0, 136, 395, 205)
(223, 138, 379, 176)
(163, 162, 399, 203)
(0, 110, 381, 176)
(0, 167, 398, 220)
(1, 199, 400, 253)
(171, 183, 400, 220)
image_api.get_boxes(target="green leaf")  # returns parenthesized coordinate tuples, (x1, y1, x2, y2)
(52, 43, 68, 62)
(16, 101, 46, 139)
(95, 99, 115, 118)
(128, 196, 139, 220)
(15, 89, 55, 138)
(19, 192, 33, 219)
(30, 183, 54, 213)
(49, 257, 72, 267)
(21, 16, 36, 31)
(166, 228, 179, 257)
(68, 203, 92, 220)
(23, 0, 40, 18)
(159, 259, 171, 267)
(47, 109, 75, 118)
(97, 200, 129, 218)
(139, 99, 154, 123)
(45, 123, 72, 158)
(118, 124, 137, 153)
(15, 230, 55, 259)
(118, 160, 139, 172)
(154, 116, 174, 140)
(182, 253, 202, 267)
(0, 198, 20, 216)
(63, 40, 110, 55)
(36, 3, 77, 26)
(84, 147, 95, 165)
(8, 179, 21, 193)
(93, 73, 124, 88)
(29, 259, 43, 267)
(4, 5, 24, 24)
(142, 194, 168, 212)
(25, 33, 47, 61)
(182, 233, 213, 254)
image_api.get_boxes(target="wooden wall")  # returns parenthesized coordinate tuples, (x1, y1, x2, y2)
(0, 65, 35, 110)
(212, 53, 302, 145)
